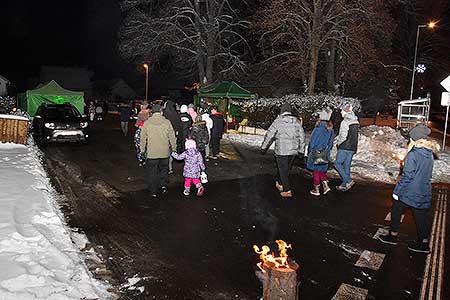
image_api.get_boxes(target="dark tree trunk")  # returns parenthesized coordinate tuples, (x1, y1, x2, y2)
(308, 0, 321, 95)
(326, 40, 336, 93)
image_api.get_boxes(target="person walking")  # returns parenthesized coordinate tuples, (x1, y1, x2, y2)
(260, 102, 305, 198)
(201, 111, 213, 159)
(134, 101, 151, 166)
(119, 102, 133, 136)
(190, 115, 210, 160)
(306, 109, 334, 196)
(171, 139, 206, 197)
(88, 101, 95, 122)
(163, 100, 181, 174)
(177, 104, 193, 153)
(95, 102, 104, 121)
(210, 107, 224, 159)
(334, 103, 359, 191)
(378, 124, 440, 253)
(140, 104, 177, 197)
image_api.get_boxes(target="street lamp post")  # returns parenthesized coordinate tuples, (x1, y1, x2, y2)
(409, 21, 436, 100)
(143, 63, 149, 101)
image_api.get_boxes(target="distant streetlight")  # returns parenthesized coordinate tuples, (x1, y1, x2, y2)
(143, 63, 149, 101)
(409, 21, 436, 100)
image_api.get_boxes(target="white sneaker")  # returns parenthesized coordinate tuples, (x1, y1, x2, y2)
(183, 189, 190, 196)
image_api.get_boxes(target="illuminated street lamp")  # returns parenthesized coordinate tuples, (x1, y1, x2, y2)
(409, 21, 436, 100)
(143, 63, 149, 101)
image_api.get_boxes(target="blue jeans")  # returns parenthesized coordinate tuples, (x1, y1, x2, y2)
(335, 149, 354, 185)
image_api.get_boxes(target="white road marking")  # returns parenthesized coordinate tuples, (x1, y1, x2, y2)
(332, 283, 368, 300)
(419, 188, 447, 300)
(354, 250, 386, 271)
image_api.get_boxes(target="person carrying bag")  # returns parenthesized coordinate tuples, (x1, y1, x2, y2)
(306, 109, 334, 196)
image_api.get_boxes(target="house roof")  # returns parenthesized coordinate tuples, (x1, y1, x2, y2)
(0, 74, 10, 83)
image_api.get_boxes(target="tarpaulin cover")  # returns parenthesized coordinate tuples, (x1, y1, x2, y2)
(197, 81, 256, 99)
(19, 80, 84, 117)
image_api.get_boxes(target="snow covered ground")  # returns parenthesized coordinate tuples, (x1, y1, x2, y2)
(0, 142, 112, 300)
(225, 125, 450, 184)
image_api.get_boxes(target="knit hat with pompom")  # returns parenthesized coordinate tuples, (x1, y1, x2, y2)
(185, 139, 197, 149)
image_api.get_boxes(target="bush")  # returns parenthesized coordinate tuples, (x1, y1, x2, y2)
(233, 94, 361, 130)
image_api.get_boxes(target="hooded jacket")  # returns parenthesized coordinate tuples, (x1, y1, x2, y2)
(336, 112, 359, 152)
(163, 101, 181, 133)
(393, 139, 439, 209)
(210, 113, 224, 139)
(172, 148, 205, 179)
(140, 113, 177, 159)
(190, 120, 209, 151)
(306, 121, 335, 172)
(261, 112, 305, 156)
(177, 112, 193, 153)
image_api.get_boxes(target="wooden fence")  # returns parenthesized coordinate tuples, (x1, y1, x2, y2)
(0, 115, 29, 145)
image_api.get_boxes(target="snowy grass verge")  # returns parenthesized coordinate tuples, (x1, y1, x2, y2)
(224, 125, 450, 184)
(0, 141, 113, 300)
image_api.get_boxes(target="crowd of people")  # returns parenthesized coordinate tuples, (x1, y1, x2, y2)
(110, 98, 439, 254)
(260, 102, 439, 254)
(134, 101, 225, 198)
(261, 102, 360, 198)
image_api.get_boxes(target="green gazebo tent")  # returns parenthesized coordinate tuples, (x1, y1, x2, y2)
(19, 80, 85, 117)
(194, 81, 256, 120)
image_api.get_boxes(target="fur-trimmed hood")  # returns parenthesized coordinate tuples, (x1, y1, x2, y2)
(407, 138, 440, 153)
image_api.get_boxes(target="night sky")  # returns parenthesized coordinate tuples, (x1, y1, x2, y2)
(0, 0, 123, 90)
(0, 0, 449, 97)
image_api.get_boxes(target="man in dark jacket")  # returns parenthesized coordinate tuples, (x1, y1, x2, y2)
(335, 103, 359, 191)
(379, 124, 440, 254)
(119, 102, 133, 136)
(210, 107, 224, 159)
(163, 100, 181, 174)
(260, 102, 305, 198)
(177, 104, 193, 153)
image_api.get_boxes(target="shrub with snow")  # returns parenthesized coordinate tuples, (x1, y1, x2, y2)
(233, 94, 361, 130)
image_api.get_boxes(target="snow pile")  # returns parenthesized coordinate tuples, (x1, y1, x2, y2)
(225, 125, 450, 184)
(0, 143, 112, 300)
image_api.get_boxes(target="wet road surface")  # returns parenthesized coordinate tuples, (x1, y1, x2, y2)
(40, 115, 449, 300)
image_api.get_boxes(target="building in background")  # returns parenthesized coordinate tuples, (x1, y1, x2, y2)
(0, 75, 10, 96)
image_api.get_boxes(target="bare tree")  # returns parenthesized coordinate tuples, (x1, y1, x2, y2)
(256, 0, 394, 95)
(119, 0, 250, 84)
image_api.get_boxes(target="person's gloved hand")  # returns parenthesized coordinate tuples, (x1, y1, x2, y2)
(260, 148, 267, 155)
(392, 194, 399, 201)
(298, 152, 305, 159)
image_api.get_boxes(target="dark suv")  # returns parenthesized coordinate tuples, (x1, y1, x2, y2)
(33, 103, 89, 144)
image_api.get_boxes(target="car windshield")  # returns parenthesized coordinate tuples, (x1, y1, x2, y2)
(45, 106, 80, 119)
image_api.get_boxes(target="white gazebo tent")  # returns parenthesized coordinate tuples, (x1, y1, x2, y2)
(397, 96, 430, 129)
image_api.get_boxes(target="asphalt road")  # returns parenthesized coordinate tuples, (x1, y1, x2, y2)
(40, 115, 449, 300)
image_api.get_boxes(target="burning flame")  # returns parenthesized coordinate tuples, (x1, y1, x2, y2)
(253, 240, 292, 272)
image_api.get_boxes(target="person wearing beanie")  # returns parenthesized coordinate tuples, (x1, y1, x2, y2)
(171, 138, 206, 196)
(335, 102, 359, 191)
(379, 123, 440, 253)
(187, 103, 198, 122)
(140, 103, 177, 197)
(306, 109, 334, 196)
(177, 104, 193, 153)
(261, 102, 305, 198)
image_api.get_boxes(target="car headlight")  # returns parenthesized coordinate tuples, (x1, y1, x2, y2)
(44, 123, 55, 129)
(80, 122, 88, 128)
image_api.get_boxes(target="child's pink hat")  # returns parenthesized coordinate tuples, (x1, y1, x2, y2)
(185, 139, 197, 149)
